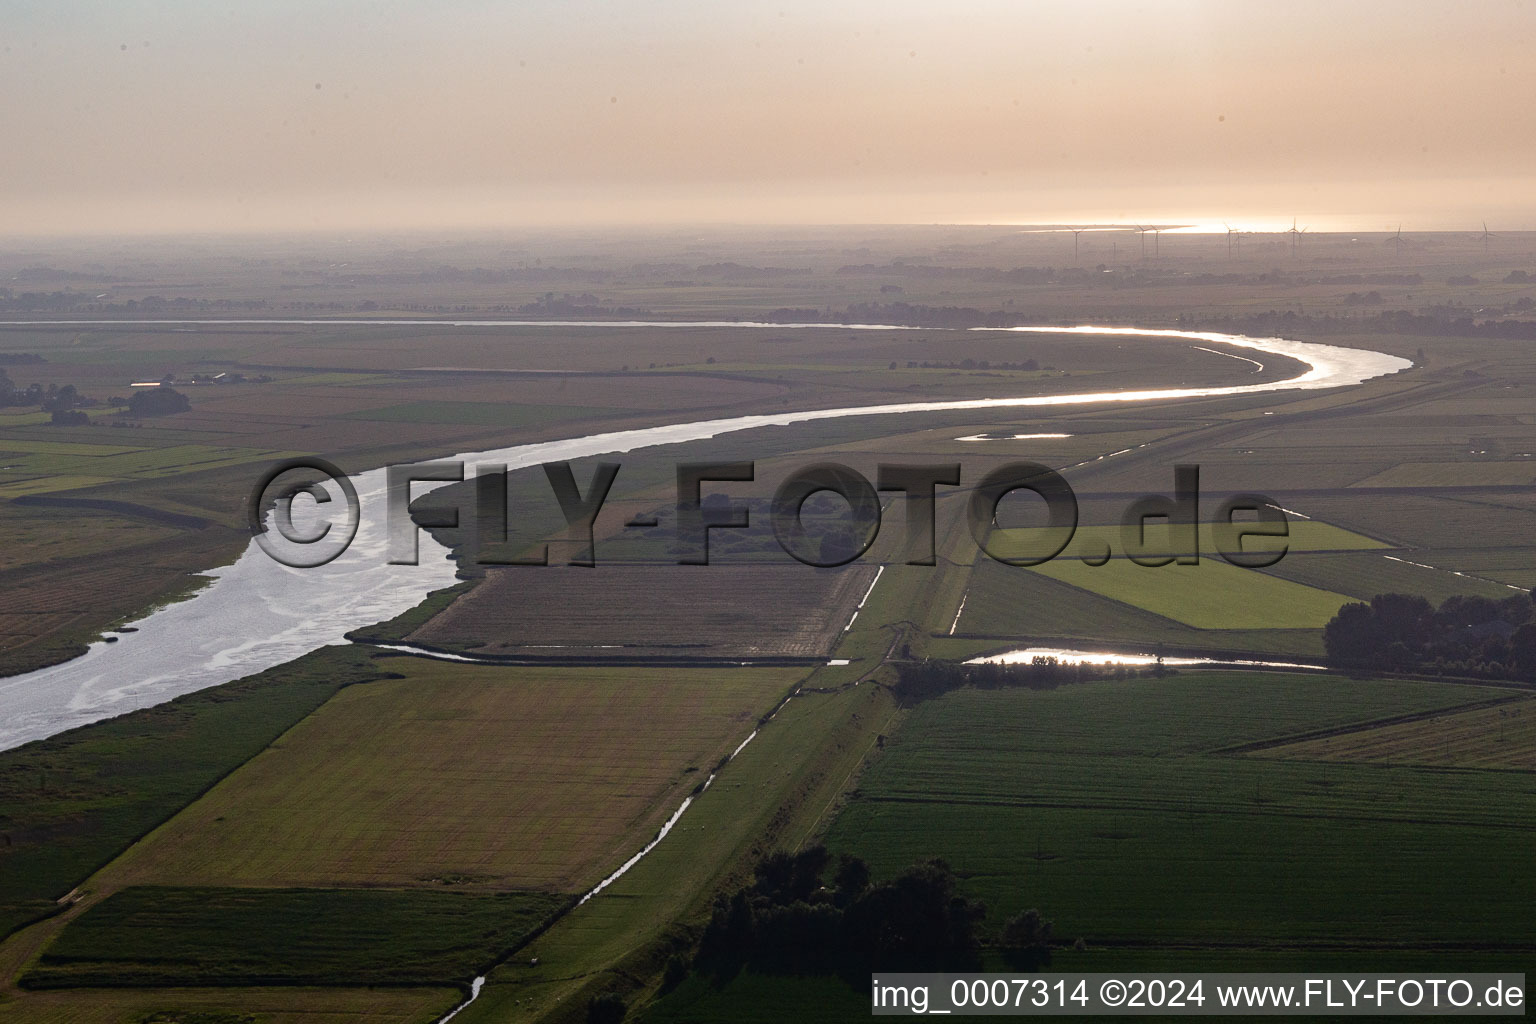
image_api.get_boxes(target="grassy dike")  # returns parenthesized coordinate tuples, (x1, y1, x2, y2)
(455, 488, 978, 1023)
(449, 495, 982, 1022)
(453, 677, 904, 1022)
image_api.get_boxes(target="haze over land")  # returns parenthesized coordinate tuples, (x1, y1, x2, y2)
(3, 0, 1535, 234)
(3, 4, 1536, 1023)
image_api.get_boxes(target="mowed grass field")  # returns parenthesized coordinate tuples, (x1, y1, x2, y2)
(952, 556, 1328, 657)
(1019, 555, 1352, 629)
(1256, 696, 1536, 769)
(0, 647, 380, 944)
(953, 520, 1382, 649)
(97, 660, 806, 895)
(825, 673, 1536, 951)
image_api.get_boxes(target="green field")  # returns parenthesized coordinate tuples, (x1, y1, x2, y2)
(1256, 696, 1536, 769)
(0, 475, 117, 497)
(954, 556, 1328, 656)
(987, 520, 1389, 561)
(0, 441, 146, 457)
(957, 521, 1374, 640)
(0, 507, 180, 572)
(0, 985, 459, 1024)
(1013, 554, 1352, 629)
(97, 661, 805, 895)
(23, 886, 565, 989)
(0, 444, 309, 496)
(0, 647, 383, 943)
(824, 674, 1536, 950)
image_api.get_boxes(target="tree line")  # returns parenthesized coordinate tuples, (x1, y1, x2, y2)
(1323, 591, 1536, 679)
(890, 656, 1158, 706)
(691, 847, 1053, 981)
(0, 368, 190, 423)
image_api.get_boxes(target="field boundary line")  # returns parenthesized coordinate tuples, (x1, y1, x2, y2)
(1215, 694, 1535, 755)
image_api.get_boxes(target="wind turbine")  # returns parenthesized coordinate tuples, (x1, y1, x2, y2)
(1388, 224, 1406, 258)
(1224, 222, 1239, 258)
(1286, 218, 1307, 258)
(1481, 221, 1496, 252)
(1070, 227, 1085, 264)
(1133, 224, 1147, 259)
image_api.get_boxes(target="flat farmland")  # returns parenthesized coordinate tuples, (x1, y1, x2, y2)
(1263, 549, 1519, 602)
(23, 886, 566, 989)
(1296, 492, 1536, 552)
(0, 475, 116, 498)
(1255, 696, 1536, 769)
(985, 519, 1388, 562)
(0, 647, 380, 945)
(97, 660, 806, 894)
(335, 399, 633, 426)
(1008, 550, 1352, 629)
(0, 533, 241, 676)
(824, 673, 1536, 950)
(953, 556, 1328, 656)
(798, 419, 1186, 465)
(0, 506, 179, 573)
(0, 985, 459, 1024)
(1352, 460, 1536, 488)
(0, 443, 309, 495)
(407, 563, 879, 659)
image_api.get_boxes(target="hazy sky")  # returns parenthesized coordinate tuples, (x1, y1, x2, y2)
(3, 0, 1534, 235)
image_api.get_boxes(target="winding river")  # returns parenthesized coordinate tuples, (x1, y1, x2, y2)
(0, 323, 1410, 751)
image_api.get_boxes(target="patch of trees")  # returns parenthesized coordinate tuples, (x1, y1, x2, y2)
(1, 371, 96, 412)
(0, 289, 274, 315)
(693, 262, 803, 280)
(1323, 592, 1536, 679)
(0, 353, 45, 365)
(1317, 273, 1424, 286)
(694, 847, 1052, 979)
(127, 387, 191, 417)
(1342, 291, 1383, 305)
(516, 292, 649, 317)
(39, 384, 87, 413)
(891, 657, 1156, 706)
